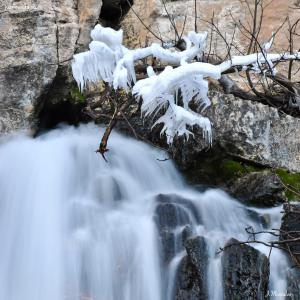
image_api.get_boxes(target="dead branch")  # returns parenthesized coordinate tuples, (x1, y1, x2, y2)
(96, 90, 132, 161)
(218, 225, 300, 269)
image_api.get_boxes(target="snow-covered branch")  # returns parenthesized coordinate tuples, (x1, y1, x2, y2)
(71, 24, 300, 145)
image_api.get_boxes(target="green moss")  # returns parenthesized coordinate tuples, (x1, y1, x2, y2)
(70, 86, 86, 103)
(222, 159, 246, 178)
(275, 169, 300, 201)
(221, 159, 260, 179)
(221, 163, 300, 200)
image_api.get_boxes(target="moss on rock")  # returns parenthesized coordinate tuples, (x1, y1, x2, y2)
(70, 86, 86, 103)
(275, 169, 300, 201)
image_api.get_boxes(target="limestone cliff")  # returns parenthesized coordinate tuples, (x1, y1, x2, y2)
(0, 0, 102, 133)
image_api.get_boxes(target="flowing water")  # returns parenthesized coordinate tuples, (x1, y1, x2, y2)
(0, 125, 290, 300)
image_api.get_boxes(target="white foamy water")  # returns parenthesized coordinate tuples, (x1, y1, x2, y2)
(0, 125, 290, 300)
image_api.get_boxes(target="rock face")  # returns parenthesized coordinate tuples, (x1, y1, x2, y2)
(228, 171, 286, 207)
(175, 236, 208, 300)
(222, 238, 269, 300)
(205, 93, 300, 173)
(122, 0, 298, 51)
(0, 0, 102, 134)
(170, 92, 300, 174)
(110, 89, 300, 176)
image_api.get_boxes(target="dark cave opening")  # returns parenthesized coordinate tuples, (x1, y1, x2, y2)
(100, 0, 133, 29)
(35, 66, 87, 133)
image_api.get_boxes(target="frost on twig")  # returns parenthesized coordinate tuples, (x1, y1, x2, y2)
(71, 24, 300, 146)
(72, 24, 213, 145)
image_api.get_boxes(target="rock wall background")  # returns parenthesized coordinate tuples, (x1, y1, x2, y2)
(1, 0, 299, 134)
(0, 0, 102, 134)
(123, 0, 300, 51)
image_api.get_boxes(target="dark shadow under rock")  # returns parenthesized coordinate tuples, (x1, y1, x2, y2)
(100, 0, 133, 29)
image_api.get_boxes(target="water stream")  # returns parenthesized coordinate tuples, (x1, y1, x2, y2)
(0, 125, 290, 300)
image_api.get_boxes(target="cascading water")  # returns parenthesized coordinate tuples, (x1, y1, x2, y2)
(0, 124, 290, 300)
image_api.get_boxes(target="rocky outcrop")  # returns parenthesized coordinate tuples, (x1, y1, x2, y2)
(169, 92, 300, 175)
(175, 236, 208, 300)
(205, 93, 300, 173)
(0, 0, 102, 134)
(222, 238, 269, 300)
(95, 88, 300, 177)
(228, 171, 286, 207)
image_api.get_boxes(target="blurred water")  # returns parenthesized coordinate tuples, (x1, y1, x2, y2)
(0, 124, 289, 300)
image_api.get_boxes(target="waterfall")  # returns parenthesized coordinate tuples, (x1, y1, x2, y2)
(0, 124, 290, 300)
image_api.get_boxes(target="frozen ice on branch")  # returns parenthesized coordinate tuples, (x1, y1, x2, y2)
(72, 24, 300, 145)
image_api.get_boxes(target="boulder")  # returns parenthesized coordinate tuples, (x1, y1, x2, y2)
(222, 238, 269, 300)
(204, 93, 300, 173)
(175, 236, 208, 300)
(228, 171, 286, 207)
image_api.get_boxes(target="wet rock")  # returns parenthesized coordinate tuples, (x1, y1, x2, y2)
(280, 203, 300, 263)
(175, 236, 208, 300)
(158, 224, 194, 264)
(222, 238, 269, 300)
(156, 202, 190, 229)
(156, 193, 202, 225)
(154, 193, 200, 263)
(286, 269, 300, 300)
(228, 171, 286, 207)
(245, 208, 271, 229)
(182, 225, 193, 245)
